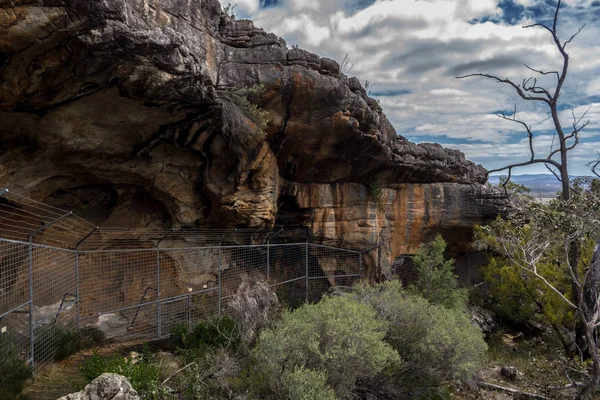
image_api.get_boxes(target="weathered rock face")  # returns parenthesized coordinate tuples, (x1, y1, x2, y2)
(279, 182, 506, 277)
(0, 0, 506, 276)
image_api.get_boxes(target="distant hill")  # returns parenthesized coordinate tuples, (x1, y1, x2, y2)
(488, 174, 583, 199)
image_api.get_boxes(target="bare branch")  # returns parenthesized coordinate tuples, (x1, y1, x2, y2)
(564, 25, 585, 50)
(487, 158, 562, 176)
(546, 163, 563, 182)
(340, 53, 354, 74)
(572, 106, 592, 130)
(553, 0, 562, 33)
(588, 154, 600, 179)
(456, 73, 551, 104)
(495, 109, 535, 160)
(522, 77, 553, 100)
(524, 64, 560, 80)
(523, 23, 554, 35)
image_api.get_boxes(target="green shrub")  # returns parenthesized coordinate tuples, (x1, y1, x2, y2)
(79, 348, 166, 399)
(254, 295, 399, 398)
(221, 84, 269, 143)
(0, 334, 32, 400)
(351, 280, 487, 399)
(34, 324, 105, 362)
(367, 177, 386, 210)
(79, 326, 107, 349)
(175, 348, 242, 400)
(476, 221, 582, 329)
(170, 316, 240, 361)
(283, 367, 337, 400)
(52, 328, 82, 361)
(411, 234, 468, 310)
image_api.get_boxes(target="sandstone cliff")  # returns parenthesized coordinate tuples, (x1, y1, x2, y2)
(0, 0, 506, 276)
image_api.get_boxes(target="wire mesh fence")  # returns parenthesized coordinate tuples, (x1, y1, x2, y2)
(0, 190, 363, 375)
(391, 251, 489, 288)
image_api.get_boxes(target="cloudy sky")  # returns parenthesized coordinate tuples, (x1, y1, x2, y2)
(219, 0, 600, 176)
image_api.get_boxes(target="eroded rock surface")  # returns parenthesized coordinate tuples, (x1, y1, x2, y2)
(0, 0, 506, 277)
(58, 373, 139, 400)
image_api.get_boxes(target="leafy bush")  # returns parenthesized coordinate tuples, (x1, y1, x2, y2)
(411, 234, 468, 310)
(176, 348, 241, 400)
(367, 177, 386, 210)
(170, 316, 240, 360)
(227, 275, 280, 345)
(0, 334, 32, 400)
(79, 348, 166, 399)
(254, 295, 399, 398)
(351, 280, 487, 399)
(221, 84, 269, 144)
(34, 324, 106, 362)
(283, 367, 337, 400)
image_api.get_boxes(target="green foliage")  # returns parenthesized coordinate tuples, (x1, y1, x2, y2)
(476, 215, 599, 328)
(283, 367, 337, 400)
(411, 234, 468, 310)
(477, 180, 600, 361)
(0, 334, 32, 400)
(497, 175, 531, 195)
(228, 84, 269, 132)
(367, 177, 386, 210)
(175, 348, 242, 400)
(351, 280, 487, 399)
(170, 316, 240, 359)
(79, 348, 167, 399)
(254, 295, 400, 398)
(34, 324, 105, 362)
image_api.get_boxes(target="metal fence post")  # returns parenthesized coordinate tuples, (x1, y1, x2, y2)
(26, 210, 71, 374)
(75, 250, 80, 329)
(27, 240, 35, 373)
(75, 227, 97, 331)
(186, 293, 191, 328)
(156, 248, 161, 339)
(359, 252, 363, 279)
(218, 244, 222, 317)
(154, 231, 171, 340)
(265, 229, 282, 282)
(305, 240, 309, 302)
(266, 240, 270, 281)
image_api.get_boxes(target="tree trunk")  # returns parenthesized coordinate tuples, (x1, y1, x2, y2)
(576, 321, 600, 399)
(579, 242, 600, 360)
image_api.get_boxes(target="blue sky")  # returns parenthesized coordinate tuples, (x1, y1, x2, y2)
(220, 0, 600, 175)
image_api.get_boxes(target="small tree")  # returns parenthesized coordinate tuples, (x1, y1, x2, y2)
(479, 183, 600, 399)
(254, 295, 400, 398)
(350, 281, 487, 398)
(411, 234, 468, 310)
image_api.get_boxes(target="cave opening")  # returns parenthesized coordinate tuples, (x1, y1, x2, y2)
(276, 194, 310, 227)
(0, 52, 8, 68)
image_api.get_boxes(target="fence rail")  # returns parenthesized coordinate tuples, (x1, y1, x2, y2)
(0, 237, 362, 374)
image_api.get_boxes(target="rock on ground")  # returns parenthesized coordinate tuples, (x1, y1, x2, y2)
(58, 373, 139, 400)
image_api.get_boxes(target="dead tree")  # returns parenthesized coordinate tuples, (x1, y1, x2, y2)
(457, 0, 589, 201)
(457, 0, 596, 364)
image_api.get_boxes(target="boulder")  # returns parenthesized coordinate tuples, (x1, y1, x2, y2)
(58, 373, 138, 400)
